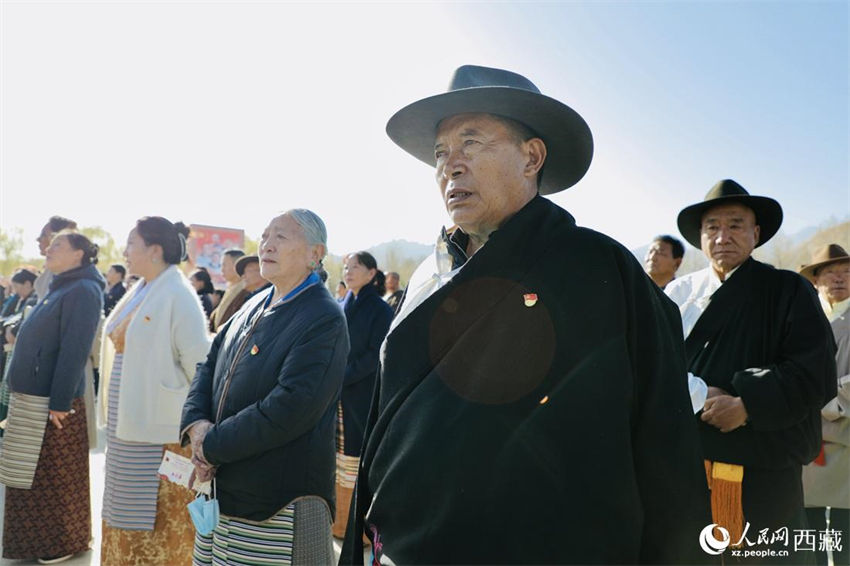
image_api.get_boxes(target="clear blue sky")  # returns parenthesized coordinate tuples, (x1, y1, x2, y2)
(1, 1, 846, 259)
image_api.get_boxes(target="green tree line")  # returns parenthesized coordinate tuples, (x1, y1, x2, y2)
(0, 226, 125, 277)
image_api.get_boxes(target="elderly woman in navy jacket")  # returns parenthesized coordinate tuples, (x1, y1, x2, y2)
(181, 209, 349, 565)
(2, 232, 103, 563)
(332, 251, 394, 539)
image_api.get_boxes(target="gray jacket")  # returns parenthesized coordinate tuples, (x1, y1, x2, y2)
(803, 309, 850, 508)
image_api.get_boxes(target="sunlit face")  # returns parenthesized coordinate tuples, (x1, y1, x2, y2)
(336, 282, 347, 298)
(241, 262, 264, 289)
(814, 261, 850, 305)
(44, 235, 84, 275)
(221, 254, 238, 283)
(434, 113, 541, 239)
(105, 266, 123, 286)
(11, 281, 33, 299)
(385, 273, 400, 293)
(37, 223, 54, 256)
(644, 240, 681, 280)
(700, 203, 760, 276)
(343, 255, 376, 295)
(123, 228, 159, 278)
(259, 214, 321, 287)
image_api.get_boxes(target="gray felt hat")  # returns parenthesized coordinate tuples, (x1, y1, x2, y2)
(799, 244, 849, 281)
(386, 65, 593, 195)
(235, 255, 259, 277)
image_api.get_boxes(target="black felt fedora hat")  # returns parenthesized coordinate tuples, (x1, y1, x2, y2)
(677, 180, 783, 248)
(386, 65, 593, 195)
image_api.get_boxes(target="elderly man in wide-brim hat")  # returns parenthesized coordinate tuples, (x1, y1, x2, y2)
(666, 180, 836, 562)
(206, 255, 268, 332)
(340, 65, 710, 565)
(800, 244, 850, 566)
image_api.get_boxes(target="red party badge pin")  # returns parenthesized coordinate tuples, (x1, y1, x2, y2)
(250, 345, 259, 356)
(523, 293, 538, 307)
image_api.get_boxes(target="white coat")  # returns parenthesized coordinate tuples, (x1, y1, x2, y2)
(100, 265, 211, 444)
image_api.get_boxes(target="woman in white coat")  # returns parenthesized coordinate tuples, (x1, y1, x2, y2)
(100, 217, 211, 566)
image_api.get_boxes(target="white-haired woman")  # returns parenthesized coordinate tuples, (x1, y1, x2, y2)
(181, 209, 350, 564)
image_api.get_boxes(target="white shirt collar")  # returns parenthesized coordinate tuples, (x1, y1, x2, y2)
(821, 295, 850, 322)
(710, 262, 742, 284)
(672, 261, 745, 338)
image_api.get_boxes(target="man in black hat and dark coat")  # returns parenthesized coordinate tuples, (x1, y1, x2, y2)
(340, 65, 710, 564)
(666, 179, 836, 563)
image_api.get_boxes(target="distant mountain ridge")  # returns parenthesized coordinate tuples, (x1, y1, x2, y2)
(327, 219, 847, 287)
(324, 239, 433, 286)
(365, 239, 433, 268)
(327, 239, 432, 266)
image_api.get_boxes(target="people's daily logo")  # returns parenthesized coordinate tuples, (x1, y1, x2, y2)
(699, 524, 730, 555)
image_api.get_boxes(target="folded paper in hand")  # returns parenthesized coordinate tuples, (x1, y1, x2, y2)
(158, 450, 195, 488)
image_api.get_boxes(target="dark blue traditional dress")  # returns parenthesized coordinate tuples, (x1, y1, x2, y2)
(1, 264, 103, 560)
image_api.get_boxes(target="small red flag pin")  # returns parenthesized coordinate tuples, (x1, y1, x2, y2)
(250, 345, 259, 356)
(523, 293, 538, 307)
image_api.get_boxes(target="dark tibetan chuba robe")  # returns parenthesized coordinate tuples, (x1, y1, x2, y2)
(684, 258, 836, 531)
(341, 196, 711, 565)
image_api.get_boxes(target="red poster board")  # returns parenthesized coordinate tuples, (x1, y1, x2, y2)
(187, 224, 245, 289)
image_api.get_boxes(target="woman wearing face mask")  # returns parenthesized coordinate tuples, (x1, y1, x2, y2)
(181, 209, 349, 564)
(332, 251, 394, 540)
(1, 232, 103, 564)
(99, 217, 211, 566)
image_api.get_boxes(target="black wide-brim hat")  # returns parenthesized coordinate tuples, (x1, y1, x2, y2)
(235, 255, 259, 277)
(677, 179, 783, 249)
(386, 65, 593, 195)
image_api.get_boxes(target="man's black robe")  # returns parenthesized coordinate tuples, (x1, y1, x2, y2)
(684, 258, 836, 534)
(340, 196, 711, 564)
(341, 197, 710, 564)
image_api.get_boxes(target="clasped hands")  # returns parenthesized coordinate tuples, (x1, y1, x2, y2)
(187, 420, 216, 487)
(701, 386, 749, 433)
